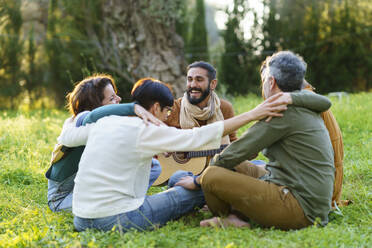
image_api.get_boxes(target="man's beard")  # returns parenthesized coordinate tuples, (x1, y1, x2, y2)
(187, 84, 211, 105)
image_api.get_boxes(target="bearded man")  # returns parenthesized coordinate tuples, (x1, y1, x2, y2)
(166, 61, 237, 144)
(166, 61, 236, 149)
(157, 62, 238, 182)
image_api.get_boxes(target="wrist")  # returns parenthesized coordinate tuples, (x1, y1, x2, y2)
(193, 175, 201, 188)
(243, 111, 254, 123)
(290, 92, 299, 105)
(284, 93, 293, 104)
(134, 103, 143, 117)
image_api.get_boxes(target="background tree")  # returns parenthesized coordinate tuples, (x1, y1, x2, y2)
(176, 0, 190, 47)
(220, 0, 252, 96)
(24, 25, 44, 104)
(0, 0, 371, 109)
(219, 0, 269, 96)
(44, 0, 65, 105)
(0, 0, 23, 108)
(258, 0, 372, 93)
(219, 0, 372, 95)
(93, 0, 187, 98)
(187, 0, 209, 63)
(44, 0, 104, 105)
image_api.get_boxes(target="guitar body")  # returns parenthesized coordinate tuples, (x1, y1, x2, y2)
(153, 153, 207, 186)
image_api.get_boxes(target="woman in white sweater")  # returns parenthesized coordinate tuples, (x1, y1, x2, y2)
(58, 78, 289, 232)
(47, 74, 160, 212)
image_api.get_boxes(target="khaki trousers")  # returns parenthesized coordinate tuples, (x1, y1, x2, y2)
(200, 164, 312, 230)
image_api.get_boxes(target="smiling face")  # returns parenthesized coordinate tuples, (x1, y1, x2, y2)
(101, 84, 121, 105)
(186, 67, 213, 107)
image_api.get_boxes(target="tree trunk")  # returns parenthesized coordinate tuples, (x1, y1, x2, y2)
(99, 0, 187, 97)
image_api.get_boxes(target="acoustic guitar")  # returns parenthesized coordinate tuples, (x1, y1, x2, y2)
(153, 144, 228, 186)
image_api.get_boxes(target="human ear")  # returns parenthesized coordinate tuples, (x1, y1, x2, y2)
(210, 79, 217, 90)
(149, 102, 159, 116)
(270, 77, 277, 90)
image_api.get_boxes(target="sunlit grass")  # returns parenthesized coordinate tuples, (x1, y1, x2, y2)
(0, 93, 371, 247)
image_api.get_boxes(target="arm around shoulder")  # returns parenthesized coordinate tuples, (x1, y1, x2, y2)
(57, 117, 92, 147)
(82, 103, 136, 125)
(290, 90, 331, 113)
(138, 121, 224, 156)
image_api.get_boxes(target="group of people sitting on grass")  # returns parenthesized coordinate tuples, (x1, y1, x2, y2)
(45, 51, 344, 232)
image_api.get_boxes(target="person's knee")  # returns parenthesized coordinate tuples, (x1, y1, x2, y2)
(168, 170, 193, 187)
(200, 166, 226, 190)
(171, 184, 205, 209)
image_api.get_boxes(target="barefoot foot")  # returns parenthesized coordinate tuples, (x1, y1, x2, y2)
(200, 214, 250, 228)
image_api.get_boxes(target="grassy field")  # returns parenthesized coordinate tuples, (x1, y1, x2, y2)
(0, 93, 371, 247)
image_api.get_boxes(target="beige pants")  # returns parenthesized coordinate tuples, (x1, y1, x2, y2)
(200, 163, 312, 230)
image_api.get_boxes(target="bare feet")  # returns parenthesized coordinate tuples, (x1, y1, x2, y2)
(200, 214, 250, 228)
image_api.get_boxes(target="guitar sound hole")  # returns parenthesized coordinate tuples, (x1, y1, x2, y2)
(172, 152, 190, 164)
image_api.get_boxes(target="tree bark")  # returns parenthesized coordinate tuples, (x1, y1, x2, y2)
(99, 0, 187, 97)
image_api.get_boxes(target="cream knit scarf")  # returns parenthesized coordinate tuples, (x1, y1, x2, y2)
(180, 91, 230, 145)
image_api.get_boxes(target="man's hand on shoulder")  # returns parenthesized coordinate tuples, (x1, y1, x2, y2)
(134, 104, 165, 126)
(279, 93, 293, 105)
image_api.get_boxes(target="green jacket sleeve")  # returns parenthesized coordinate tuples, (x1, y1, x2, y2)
(290, 90, 331, 113)
(82, 102, 136, 125)
(211, 117, 288, 170)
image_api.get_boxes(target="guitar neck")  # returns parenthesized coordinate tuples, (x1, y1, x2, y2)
(186, 144, 228, 158)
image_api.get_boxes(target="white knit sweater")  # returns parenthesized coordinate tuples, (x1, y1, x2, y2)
(58, 115, 223, 218)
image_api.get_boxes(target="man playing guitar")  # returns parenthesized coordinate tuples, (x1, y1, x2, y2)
(155, 61, 237, 185)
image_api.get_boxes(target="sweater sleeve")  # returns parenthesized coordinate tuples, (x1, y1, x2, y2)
(290, 90, 331, 113)
(211, 118, 288, 170)
(82, 103, 136, 125)
(57, 116, 92, 147)
(138, 121, 224, 156)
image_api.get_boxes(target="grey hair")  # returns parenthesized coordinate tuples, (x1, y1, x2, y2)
(267, 51, 307, 92)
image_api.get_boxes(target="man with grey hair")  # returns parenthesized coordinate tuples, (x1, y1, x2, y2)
(193, 51, 335, 230)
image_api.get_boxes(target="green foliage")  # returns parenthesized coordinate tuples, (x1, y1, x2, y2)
(1, 0, 371, 109)
(259, 0, 372, 93)
(0, 0, 23, 107)
(45, 0, 104, 106)
(141, 0, 186, 26)
(24, 26, 41, 101)
(220, 0, 261, 96)
(0, 0, 106, 109)
(0, 0, 192, 109)
(219, 0, 372, 95)
(0, 93, 371, 247)
(175, 0, 191, 45)
(188, 0, 209, 62)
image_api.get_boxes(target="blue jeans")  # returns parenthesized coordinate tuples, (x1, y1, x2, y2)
(74, 170, 204, 232)
(47, 173, 75, 212)
(148, 158, 162, 187)
(250, 160, 266, 166)
(48, 158, 162, 212)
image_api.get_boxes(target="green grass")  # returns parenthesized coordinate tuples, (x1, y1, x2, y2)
(0, 93, 371, 247)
